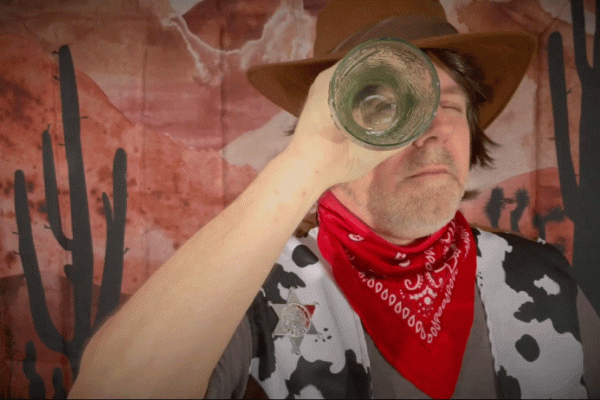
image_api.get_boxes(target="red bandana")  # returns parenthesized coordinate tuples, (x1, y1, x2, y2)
(316, 191, 477, 399)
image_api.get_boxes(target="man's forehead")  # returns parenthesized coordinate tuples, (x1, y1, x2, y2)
(436, 66, 467, 97)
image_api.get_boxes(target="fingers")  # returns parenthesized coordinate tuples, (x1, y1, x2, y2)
(300, 62, 340, 124)
(288, 60, 409, 186)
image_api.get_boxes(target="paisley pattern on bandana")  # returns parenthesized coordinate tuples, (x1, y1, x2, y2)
(316, 190, 477, 399)
(355, 217, 472, 344)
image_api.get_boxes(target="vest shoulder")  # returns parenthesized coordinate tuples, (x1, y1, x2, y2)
(471, 227, 574, 287)
(471, 227, 561, 257)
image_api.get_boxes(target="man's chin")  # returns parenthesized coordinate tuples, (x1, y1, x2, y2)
(368, 187, 463, 242)
(401, 210, 456, 239)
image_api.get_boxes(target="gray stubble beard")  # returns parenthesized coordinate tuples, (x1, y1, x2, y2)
(367, 147, 465, 241)
(366, 177, 463, 241)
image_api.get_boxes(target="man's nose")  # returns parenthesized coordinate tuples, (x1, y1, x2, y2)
(411, 108, 451, 148)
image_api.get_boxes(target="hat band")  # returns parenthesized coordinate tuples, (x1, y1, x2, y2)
(328, 15, 459, 55)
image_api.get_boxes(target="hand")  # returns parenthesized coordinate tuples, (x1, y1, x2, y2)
(282, 62, 408, 189)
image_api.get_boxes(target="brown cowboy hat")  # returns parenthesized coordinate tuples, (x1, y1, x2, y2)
(246, 0, 536, 130)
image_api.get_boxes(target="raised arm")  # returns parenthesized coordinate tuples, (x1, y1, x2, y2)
(69, 64, 405, 398)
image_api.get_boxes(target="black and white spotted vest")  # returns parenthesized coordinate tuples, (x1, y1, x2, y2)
(247, 228, 587, 399)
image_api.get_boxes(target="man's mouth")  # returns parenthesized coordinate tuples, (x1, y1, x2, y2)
(408, 166, 451, 179)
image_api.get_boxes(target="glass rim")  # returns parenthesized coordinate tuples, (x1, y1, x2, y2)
(328, 37, 441, 150)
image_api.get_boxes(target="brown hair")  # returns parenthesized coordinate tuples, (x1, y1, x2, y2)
(424, 48, 497, 169)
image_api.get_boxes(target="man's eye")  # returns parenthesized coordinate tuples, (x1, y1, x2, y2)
(441, 103, 463, 113)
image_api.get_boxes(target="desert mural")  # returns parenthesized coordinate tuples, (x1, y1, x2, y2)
(1, 0, 599, 398)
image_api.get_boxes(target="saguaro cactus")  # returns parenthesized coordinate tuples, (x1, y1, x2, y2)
(533, 207, 565, 242)
(548, 0, 600, 317)
(484, 187, 530, 233)
(13, 44, 128, 384)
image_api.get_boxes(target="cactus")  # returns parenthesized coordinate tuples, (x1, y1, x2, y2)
(484, 187, 529, 233)
(13, 44, 128, 389)
(484, 187, 506, 229)
(533, 207, 565, 241)
(23, 341, 45, 399)
(509, 188, 529, 233)
(548, 0, 600, 317)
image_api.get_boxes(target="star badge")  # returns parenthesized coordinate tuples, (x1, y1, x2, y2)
(271, 288, 320, 355)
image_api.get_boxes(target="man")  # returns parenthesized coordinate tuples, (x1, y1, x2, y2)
(70, 0, 591, 398)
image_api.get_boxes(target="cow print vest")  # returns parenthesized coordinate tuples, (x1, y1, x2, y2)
(247, 228, 588, 399)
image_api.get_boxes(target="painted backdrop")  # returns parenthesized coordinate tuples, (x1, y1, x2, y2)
(1, 0, 599, 398)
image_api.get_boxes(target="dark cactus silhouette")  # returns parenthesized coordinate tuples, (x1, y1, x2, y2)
(484, 187, 506, 229)
(484, 187, 529, 233)
(23, 341, 45, 399)
(548, 0, 600, 317)
(13, 44, 128, 392)
(533, 207, 565, 241)
(510, 188, 529, 233)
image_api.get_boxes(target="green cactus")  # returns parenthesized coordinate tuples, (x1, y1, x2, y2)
(548, 0, 600, 317)
(13, 44, 128, 388)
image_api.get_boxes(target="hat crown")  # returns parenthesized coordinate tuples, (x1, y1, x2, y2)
(314, 0, 449, 56)
(246, 0, 536, 132)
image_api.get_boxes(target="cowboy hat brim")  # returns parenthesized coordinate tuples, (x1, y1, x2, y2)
(247, 31, 537, 130)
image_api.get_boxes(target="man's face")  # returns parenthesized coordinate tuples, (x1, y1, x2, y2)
(331, 64, 471, 244)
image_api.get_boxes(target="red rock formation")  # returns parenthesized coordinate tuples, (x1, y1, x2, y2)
(0, 32, 258, 290)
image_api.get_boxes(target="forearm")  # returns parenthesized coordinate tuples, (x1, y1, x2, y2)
(69, 150, 328, 398)
(69, 59, 405, 398)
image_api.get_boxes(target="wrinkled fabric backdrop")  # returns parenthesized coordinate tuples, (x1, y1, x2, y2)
(1, 0, 599, 398)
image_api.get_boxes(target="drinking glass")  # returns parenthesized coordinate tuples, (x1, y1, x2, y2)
(329, 38, 440, 149)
